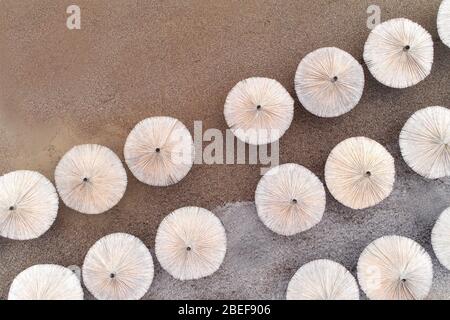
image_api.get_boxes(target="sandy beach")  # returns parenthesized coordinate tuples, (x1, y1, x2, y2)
(0, 0, 449, 299)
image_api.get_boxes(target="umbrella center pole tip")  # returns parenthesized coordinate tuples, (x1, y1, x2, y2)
(365, 171, 372, 177)
(291, 199, 298, 204)
(256, 105, 262, 110)
(186, 246, 192, 251)
(110, 273, 116, 279)
(403, 45, 410, 51)
(9, 206, 15, 211)
(331, 76, 338, 82)
(155, 148, 161, 153)
(83, 177, 88, 182)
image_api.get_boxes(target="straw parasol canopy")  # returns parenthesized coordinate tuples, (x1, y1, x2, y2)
(82, 233, 154, 300)
(155, 206, 227, 280)
(124, 116, 194, 186)
(295, 47, 364, 117)
(399, 106, 450, 179)
(8, 264, 83, 300)
(325, 136, 395, 209)
(438, 0, 450, 48)
(357, 235, 433, 300)
(55, 144, 127, 214)
(224, 77, 294, 145)
(0, 170, 58, 240)
(432, 207, 450, 270)
(364, 18, 433, 88)
(255, 163, 326, 236)
(286, 259, 359, 300)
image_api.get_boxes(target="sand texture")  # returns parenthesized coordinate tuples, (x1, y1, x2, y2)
(0, 0, 449, 299)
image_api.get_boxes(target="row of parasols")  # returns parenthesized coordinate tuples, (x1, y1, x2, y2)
(2, 3, 450, 299)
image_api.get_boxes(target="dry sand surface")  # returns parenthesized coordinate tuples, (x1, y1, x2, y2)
(0, 0, 449, 299)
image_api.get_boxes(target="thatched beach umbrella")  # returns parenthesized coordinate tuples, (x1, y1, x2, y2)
(295, 47, 364, 117)
(432, 207, 450, 270)
(364, 18, 433, 88)
(0, 170, 58, 240)
(399, 106, 450, 179)
(224, 77, 294, 145)
(55, 144, 127, 214)
(255, 163, 326, 236)
(82, 233, 154, 300)
(124, 116, 194, 186)
(438, 0, 450, 48)
(8, 264, 83, 300)
(357, 235, 433, 300)
(286, 259, 359, 300)
(325, 137, 395, 209)
(155, 206, 227, 280)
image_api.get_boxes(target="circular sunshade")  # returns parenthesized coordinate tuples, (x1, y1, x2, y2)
(432, 207, 450, 270)
(55, 144, 127, 214)
(357, 235, 433, 300)
(155, 206, 227, 280)
(286, 259, 359, 300)
(82, 232, 154, 300)
(224, 77, 294, 145)
(325, 136, 395, 209)
(8, 264, 83, 300)
(124, 116, 194, 186)
(255, 163, 326, 236)
(438, 0, 450, 48)
(399, 106, 450, 179)
(295, 47, 364, 117)
(364, 18, 433, 88)
(0, 170, 58, 240)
